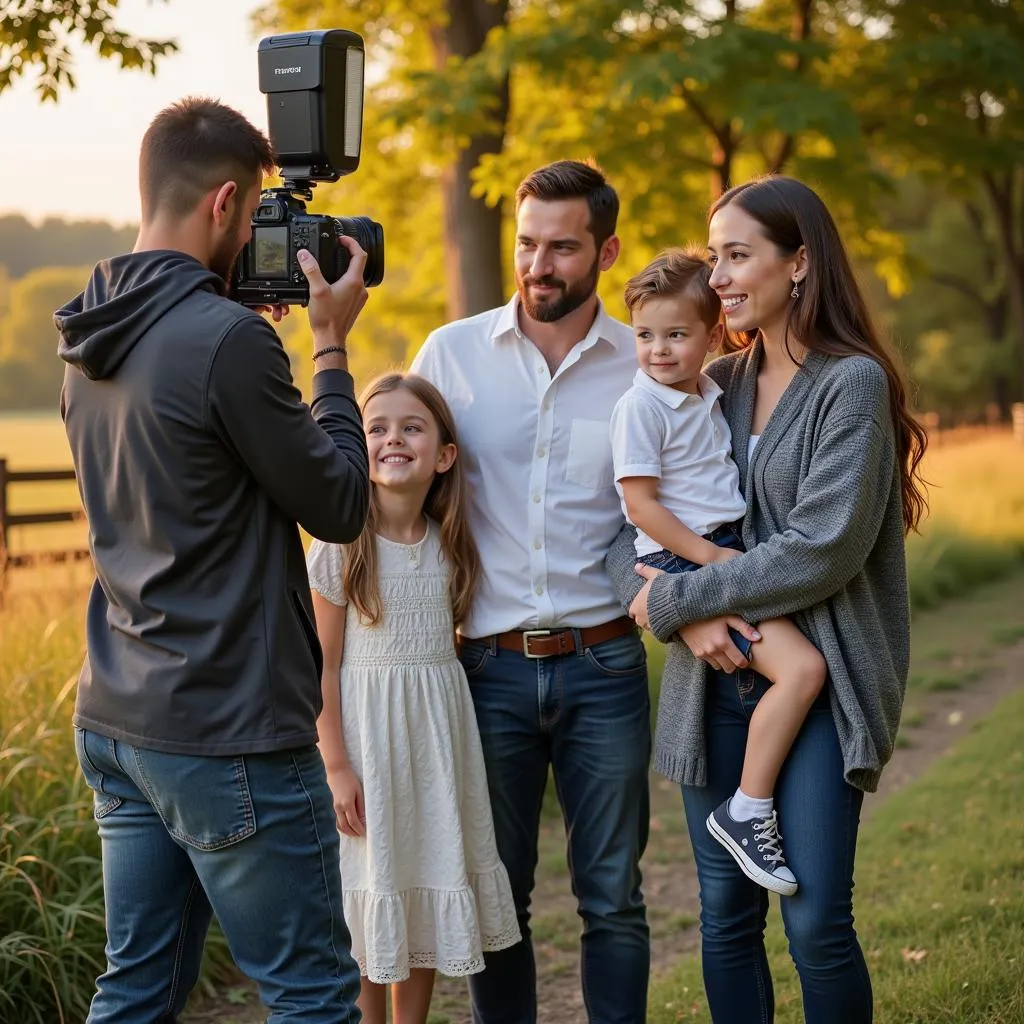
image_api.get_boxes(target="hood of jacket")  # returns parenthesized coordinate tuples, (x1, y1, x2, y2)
(55, 250, 226, 380)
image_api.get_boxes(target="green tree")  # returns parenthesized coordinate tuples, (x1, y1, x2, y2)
(261, 0, 899, 340)
(0, 0, 177, 100)
(0, 215, 137, 279)
(257, 0, 511, 320)
(859, 0, 1024, 398)
(0, 265, 86, 412)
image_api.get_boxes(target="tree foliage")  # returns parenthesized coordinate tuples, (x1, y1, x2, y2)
(3, 0, 1022, 415)
(0, 0, 177, 100)
(0, 265, 86, 411)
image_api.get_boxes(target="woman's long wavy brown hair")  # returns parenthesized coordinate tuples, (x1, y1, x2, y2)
(343, 373, 481, 627)
(711, 176, 928, 534)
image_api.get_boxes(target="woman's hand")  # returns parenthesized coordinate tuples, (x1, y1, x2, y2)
(680, 616, 761, 673)
(629, 563, 664, 631)
(326, 764, 366, 838)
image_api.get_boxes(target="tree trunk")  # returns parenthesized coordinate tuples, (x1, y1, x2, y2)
(433, 0, 510, 321)
(769, 0, 814, 173)
(981, 170, 1024, 399)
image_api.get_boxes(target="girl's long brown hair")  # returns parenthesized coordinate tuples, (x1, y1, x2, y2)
(343, 373, 481, 627)
(711, 176, 928, 535)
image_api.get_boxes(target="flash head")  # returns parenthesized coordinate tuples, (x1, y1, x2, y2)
(257, 29, 365, 183)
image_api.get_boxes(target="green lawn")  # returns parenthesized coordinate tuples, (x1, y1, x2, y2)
(647, 687, 1024, 1024)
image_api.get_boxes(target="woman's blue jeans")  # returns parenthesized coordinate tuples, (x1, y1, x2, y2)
(75, 728, 361, 1023)
(681, 670, 873, 1024)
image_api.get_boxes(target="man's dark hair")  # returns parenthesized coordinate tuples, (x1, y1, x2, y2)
(514, 160, 619, 247)
(139, 97, 276, 219)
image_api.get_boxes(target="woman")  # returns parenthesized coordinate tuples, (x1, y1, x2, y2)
(612, 175, 927, 1022)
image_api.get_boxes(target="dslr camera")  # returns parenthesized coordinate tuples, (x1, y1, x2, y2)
(233, 29, 384, 307)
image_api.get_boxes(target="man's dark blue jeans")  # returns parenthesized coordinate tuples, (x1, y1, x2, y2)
(457, 630, 651, 1024)
(75, 727, 362, 1023)
(637, 526, 754, 660)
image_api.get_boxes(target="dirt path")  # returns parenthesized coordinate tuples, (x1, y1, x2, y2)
(182, 579, 1024, 1024)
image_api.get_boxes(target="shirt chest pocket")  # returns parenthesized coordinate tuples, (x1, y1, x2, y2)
(565, 418, 615, 491)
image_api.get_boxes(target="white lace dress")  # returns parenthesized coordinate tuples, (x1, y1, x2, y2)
(307, 523, 520, 983)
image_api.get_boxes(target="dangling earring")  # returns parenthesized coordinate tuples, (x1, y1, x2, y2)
(791, 280, 800, 299)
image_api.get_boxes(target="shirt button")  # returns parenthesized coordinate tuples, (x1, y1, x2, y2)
(533, 540, 542, 550)
(537, 448, 546, 458)
(535, 585, 544, 595)
(536, 365, 544, 374)
(532, 494, 541, 503)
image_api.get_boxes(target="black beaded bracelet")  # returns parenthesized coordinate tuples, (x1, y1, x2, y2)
(312, 345, 347, 361)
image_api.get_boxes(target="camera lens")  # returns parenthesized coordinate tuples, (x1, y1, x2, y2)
(335, 216, 385, 288)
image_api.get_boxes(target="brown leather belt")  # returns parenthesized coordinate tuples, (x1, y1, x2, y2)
(473, 615, 637, 659)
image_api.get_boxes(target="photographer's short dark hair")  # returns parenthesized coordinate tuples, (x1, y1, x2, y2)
(139, 97, 276, 219)
(515, 160, 619, 247)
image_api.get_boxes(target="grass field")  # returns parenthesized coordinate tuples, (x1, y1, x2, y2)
(1, 416, 1023, 1020)
(647, 677, 1024, 1024)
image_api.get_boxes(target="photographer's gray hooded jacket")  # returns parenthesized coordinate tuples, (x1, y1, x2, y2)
(56, 250, 369, 756)
(606, 343, 910, 793)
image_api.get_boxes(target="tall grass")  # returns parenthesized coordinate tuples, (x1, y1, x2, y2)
(0, 593, 104, 1023)
(905, 435, 1024, 609)
(0, 588, 235, 1021)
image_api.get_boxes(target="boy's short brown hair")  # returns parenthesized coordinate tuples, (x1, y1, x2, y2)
(624, 246, 721, 329)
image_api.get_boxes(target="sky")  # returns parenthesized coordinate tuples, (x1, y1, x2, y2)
(0, 0, 272, 226)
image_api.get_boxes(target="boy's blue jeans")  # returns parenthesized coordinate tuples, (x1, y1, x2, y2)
(637, 525, 754, 659)
(75, 727, 362, 1024)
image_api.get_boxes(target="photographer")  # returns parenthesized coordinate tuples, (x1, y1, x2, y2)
(55, 98, 368, 1022)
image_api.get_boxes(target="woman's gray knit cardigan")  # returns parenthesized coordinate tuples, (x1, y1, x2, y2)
(606, 341, 910, 794)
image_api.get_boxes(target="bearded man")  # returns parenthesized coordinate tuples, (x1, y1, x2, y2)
(411, 160, 651, 1024)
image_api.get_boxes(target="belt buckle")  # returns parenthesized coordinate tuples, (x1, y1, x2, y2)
(521, 629, 552, 659)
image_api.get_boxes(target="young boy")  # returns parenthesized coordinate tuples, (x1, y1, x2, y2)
(610, 247, 826, 896)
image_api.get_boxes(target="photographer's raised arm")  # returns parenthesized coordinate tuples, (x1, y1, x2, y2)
(207, 259, 370, 543)
(302, 239, 368, 373)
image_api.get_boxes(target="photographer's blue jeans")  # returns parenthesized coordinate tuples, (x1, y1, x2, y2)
(457, 631, 651, 1024)
(75, 728, 361, 1024)
(680, 670, 872, 1024)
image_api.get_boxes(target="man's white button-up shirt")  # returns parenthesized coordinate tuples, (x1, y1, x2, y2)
(411, 295, 637, 639)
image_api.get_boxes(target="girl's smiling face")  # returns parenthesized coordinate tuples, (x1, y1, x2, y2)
(707, 202, 806, 341)
(363, 388, 455, 491)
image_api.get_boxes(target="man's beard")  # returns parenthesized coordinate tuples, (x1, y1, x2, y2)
(516, 255, 600, 323)
(211, 207, 245, 291)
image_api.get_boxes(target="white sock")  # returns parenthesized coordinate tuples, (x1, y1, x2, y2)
(729, 788, 773, 822)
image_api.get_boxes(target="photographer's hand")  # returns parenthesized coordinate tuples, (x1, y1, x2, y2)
(300, 238, 369, 373)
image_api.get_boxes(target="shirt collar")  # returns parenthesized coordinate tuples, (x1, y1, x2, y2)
(491, 293, 623, 351)
(632, 367, 723, 409)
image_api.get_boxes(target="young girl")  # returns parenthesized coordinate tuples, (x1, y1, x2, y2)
(611, 248, 827, 897)
(306, 373, 520, 1024)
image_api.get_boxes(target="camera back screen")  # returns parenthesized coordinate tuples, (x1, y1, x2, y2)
(254, 226, 289, 277)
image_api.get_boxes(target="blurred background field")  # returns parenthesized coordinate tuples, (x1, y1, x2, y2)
(5, 409, 1023, 588)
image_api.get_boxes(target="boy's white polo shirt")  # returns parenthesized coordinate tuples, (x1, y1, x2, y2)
(610, 368, 746, 558)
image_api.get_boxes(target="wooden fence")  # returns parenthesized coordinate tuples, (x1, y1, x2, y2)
(0, 458, 89, 578)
